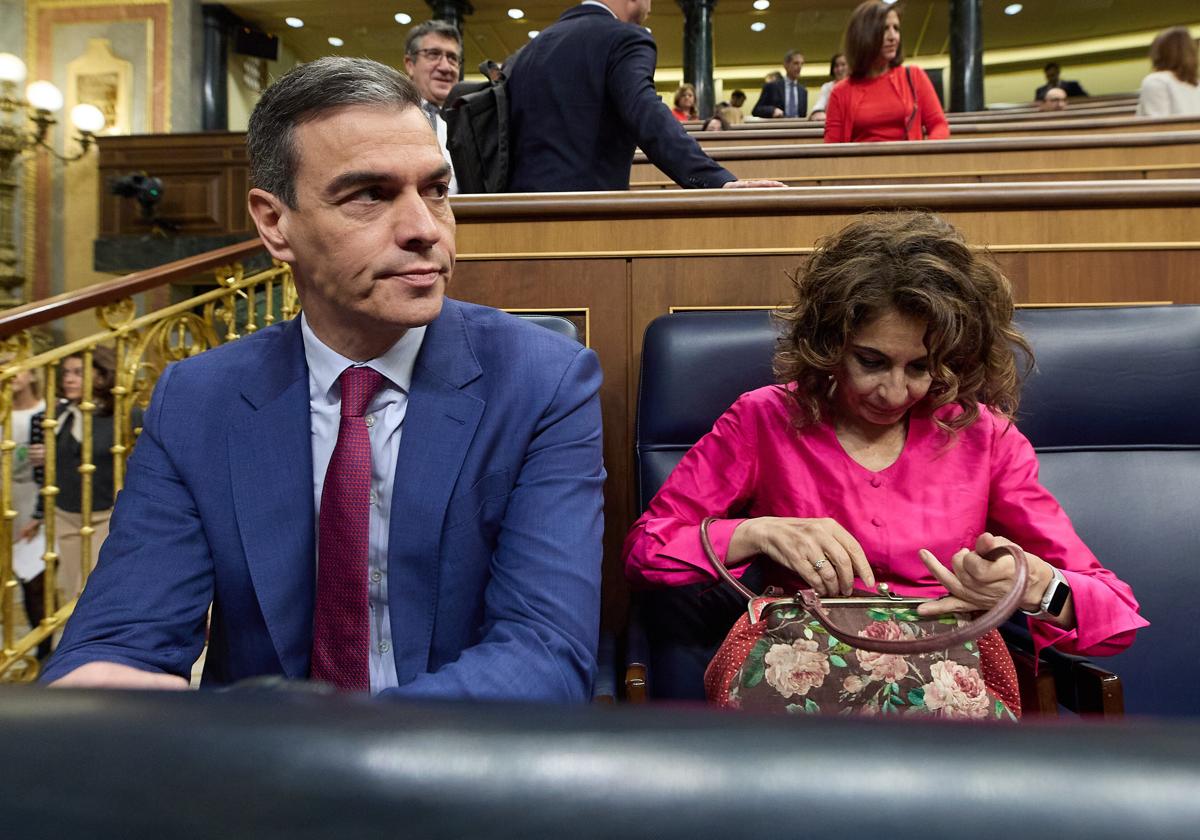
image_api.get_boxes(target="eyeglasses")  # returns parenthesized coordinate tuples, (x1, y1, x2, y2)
(411, 48, 461, 68)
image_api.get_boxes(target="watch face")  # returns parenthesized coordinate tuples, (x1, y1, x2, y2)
(1046, 579, 1071, 617)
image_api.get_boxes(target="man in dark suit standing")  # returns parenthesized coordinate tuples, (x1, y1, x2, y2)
(1036, 62, 1088, 101)
(506, 0, 782, 191)
(753, 50, 807, 118)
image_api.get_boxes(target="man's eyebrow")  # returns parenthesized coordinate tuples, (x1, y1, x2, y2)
(324, 170, 391, 196)
(428, 162, 452, 183)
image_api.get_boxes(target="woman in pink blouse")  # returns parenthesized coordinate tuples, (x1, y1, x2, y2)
(824, 1, 949, 143)
(624, 212, 1145, 699)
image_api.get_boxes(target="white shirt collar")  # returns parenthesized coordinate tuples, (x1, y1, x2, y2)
(581, 1, 618, 18)
(300, 313, 426, 403)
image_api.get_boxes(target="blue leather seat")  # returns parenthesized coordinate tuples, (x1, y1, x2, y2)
(1012, 306, 1200, 717)
(631, 306, 1197, 715)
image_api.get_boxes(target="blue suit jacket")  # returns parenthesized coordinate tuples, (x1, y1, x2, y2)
(41, 299, 606, 702)
(506, 4, 734, 191)
(752, 78, 807, 119)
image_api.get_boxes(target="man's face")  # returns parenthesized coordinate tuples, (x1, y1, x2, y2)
(257, 104, 454, 357)
(404, 33, 460, 107)
(628, 0, 652, 25)
(1045, 64, 1060, 85)
(785, 54, 804, 80)
(1041, 88, 1068, 111)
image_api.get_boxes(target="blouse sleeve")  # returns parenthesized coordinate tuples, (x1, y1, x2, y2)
(984, 414, 1148, 657)
(912, 66, 949, 140)
(810, 81, 833, 115)
(623, 392, 761, 587)
(1136, 74, 1170, 117)
(823, 81, 850, 143)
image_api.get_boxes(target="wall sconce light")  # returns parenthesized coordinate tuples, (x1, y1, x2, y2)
(0, 52, 107, 307)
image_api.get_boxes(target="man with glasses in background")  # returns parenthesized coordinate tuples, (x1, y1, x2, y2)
(405, 20, 461, 194)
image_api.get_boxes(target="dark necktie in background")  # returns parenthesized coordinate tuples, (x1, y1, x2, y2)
(423, 102, 439, 132)
(786, 82, 797, 118)
(310, 366, 385, 692)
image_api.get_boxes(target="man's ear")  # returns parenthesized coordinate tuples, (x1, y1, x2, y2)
(247, 188, 295, 264)
(403, 56, 416, 78)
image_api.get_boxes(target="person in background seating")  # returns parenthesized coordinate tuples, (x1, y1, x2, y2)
(672, 84, 697, 121)
(701, 113, 728, 132)
(809, 53, 848, 121)
(753, 50, 806, 118)
(23, 348, 130, 609)
(625, 211, 1145, 717)
(404, 19, 461, 195)
(1036, 62, 1087, 101)
(1038, 87, 1068, 112)
(824, 1, 948, 143)
(1, 355, 50, 659)
(1137, 27, 1200, 117)
(729, 89, 746, 112)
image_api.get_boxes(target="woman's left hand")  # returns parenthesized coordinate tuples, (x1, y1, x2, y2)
(915, 532, 1051, 616)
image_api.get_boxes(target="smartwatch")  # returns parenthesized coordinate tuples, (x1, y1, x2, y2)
(1021, 565, 1070, 619)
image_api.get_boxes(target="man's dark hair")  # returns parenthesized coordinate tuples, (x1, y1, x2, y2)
(844, 0, 904, 79)
(405, 19, 463, 57)
(1043, 62, 1060, 74)
(247, 57, 421, 208)
(784, 49, 804, 65)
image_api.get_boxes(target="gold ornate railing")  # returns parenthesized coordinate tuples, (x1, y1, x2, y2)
(0, 237, 280, 681)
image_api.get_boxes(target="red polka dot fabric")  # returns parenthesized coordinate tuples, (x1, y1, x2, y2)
(310, 366, 384, 692)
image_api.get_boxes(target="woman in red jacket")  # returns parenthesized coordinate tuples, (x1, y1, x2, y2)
(824, 1, 948, 143)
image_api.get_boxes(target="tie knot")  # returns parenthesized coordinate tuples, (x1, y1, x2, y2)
(339, 367, 384, 417)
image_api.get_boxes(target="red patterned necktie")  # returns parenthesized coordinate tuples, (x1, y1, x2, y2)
(310, 365, 385, 691)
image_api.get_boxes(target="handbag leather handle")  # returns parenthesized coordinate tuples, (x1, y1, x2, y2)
(700, 516, 1029, 654)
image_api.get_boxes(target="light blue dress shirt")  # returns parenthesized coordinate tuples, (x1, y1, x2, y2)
(300, 315, 426, 694)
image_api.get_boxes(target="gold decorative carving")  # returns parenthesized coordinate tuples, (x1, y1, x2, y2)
(66, 39, 133, 137)
(95, 296, 136, 329)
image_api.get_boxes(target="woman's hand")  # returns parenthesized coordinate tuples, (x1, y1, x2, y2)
(28, 443, 44, 467)
(916, 532, 1054, 616)
(18, 519, 41, 542)
(729, 517, 875, 596)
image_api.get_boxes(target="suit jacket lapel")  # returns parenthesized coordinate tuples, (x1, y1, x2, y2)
(387, 301, 484, 684)
(229, 319, 316, 678)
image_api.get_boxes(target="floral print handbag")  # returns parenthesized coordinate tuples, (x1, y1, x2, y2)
(700, 518, 1026, 720)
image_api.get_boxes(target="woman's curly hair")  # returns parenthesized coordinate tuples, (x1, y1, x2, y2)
(773, 212, 1033, 435)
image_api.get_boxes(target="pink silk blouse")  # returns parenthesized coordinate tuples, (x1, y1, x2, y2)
(623, 386, 1147, 658)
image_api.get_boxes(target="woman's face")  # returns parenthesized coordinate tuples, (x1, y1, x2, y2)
(833, 55, 848, 80)
(679, 89, 695, 109)
(60, 357, 84, 402)
(703, 117, 723, 131)
(834, 309, 932, 429)
(877, 10, 901, 66)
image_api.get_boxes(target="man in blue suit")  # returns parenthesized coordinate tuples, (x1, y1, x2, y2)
(752, 51, 807, 119)
(506, 0, 782, 191)
(41, 57, 606, 702)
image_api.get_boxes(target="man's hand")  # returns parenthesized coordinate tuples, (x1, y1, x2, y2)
(772, 107, 783, 118)
(50, 661, 189, 690)
(722, 179, 787, 189)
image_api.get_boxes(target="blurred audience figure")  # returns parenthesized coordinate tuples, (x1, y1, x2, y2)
(1, 355, 50, 659)
(1038, 87, 1068, 112)
(481, 59, 504, 82)
(754, 50, 806, 118)
(702, 113, 728, 132)
(24, 348, 129, 607)
(824, 1, 948, 143)
(1036, 62, 1087, 101)
(810, 53, 849, 120)
(1137, 27, 1200, 117)
(672, 84, 698, 121)
(729, 89, 746, 110)
(718, 104, 744, 126)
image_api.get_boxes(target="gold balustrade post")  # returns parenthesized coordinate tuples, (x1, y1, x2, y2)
(40, 364, 59, 639)
(77, 350, 95, 593)
(0, 380, 15, 658)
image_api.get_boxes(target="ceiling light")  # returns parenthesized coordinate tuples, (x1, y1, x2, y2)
(753, 0, 770, 9)
(1004, 3, 1023, 14)
(328, 36, 344, 47)
(750, 22, 766, 32)
(507, 8, 524, 19)
(394, 13, 412, 25)
(284, 17, 304, 28)
(528, 30, 539, 39)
